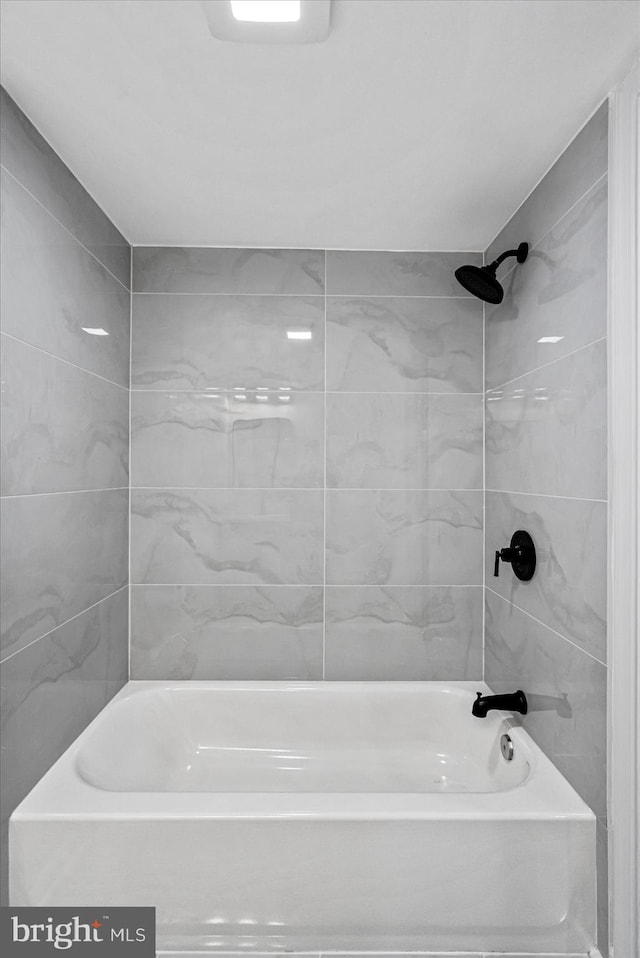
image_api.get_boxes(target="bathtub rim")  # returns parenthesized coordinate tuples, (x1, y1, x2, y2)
(10, 680, 596, 824)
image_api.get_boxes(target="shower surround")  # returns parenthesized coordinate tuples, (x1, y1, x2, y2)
(0, 80, 610, 955)
(129, 248, 485, 680)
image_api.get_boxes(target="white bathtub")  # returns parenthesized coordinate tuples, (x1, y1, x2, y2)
(10, 681, 596, 955)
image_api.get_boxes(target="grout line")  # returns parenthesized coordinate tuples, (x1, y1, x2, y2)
(1, 487, 128, 500)
(486, 586, 607, 667)
(0, 331, 129, 392)
(131, 290, 476, 300)
(133, 290, 325, 297)
(328, 293, 482, 301)
(322, 251, 327, 680)
(132, 244, 483, 252)
(129, 583, 483, 588)
(0, 163, 130, 293)
(486, 336, 607, 394)
(0, 585, 129, 665)
(129, 388, 485, 396)
(128, 487, 484, 493)
(485, 488, 607, 504)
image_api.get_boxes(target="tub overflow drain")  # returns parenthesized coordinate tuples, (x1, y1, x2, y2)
(500, 733, 514, 761)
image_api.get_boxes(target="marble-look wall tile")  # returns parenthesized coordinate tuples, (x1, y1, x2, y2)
(326, 251, 481, 297)
(133, 247, 324, 294)
(486, 339, 606, 500)
(326, 296, 482, 393)
(131, 294, 324, 390)
(325, 586, 482, 680)
(0, 89, 130, 288)
(1, 489, 128, 659)
(486, 101, 608, 264)
(486, 178, 607, 389)
(131, 489, 323, 585)
(131, 390, 323, 489)
(485, 589, 606, 820)
(130, 586, 323, 679)
(1, 333, 128, 496)
(128, 244, 486, 680)
(326, 490, 482, 585)
(486, 491, 606, 662)
(327, 393, 483, 489)
(0, 587, 128, 903)
(0, 170, 130, 386)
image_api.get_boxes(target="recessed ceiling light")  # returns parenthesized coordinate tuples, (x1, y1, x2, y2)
(537, 336, 564, 343)
(202, 0, 330, 43)
(81, 327, 109, 336)
(231, 1, 300, 22)
(287, 330, 312, 340)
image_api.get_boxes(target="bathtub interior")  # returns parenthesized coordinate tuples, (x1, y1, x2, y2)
(74, 681, 532, 793)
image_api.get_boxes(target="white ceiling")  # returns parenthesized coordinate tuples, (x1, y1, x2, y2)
(1, 0, 638, 250)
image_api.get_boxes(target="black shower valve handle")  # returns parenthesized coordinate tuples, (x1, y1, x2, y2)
(493, 531, 536, 582)
(494, 547, 516, 577)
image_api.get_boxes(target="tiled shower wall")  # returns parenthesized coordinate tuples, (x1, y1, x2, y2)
(483, 101, 609, 954)
(0, 89, 130, 901)
(129, 249, 484, 679)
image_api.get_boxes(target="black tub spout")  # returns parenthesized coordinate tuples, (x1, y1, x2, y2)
(472, 690, 528, 718)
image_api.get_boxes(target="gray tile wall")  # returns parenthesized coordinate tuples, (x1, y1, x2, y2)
(130, 248, 484, 681)
(0, 88, 130, 902)
(483, 100, 608, 956)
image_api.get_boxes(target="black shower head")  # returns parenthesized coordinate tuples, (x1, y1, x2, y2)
(454, 264, 504, 304)
(455, 242, 529, 304)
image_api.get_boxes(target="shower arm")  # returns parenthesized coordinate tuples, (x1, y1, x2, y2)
(485, 243, 530, 273)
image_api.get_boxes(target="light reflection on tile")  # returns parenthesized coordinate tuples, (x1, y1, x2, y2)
(131, 391, 323, 489)
(0, 170, 130, 386)
(486, 178, 607, 389)
(131, 294, 324, 390)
